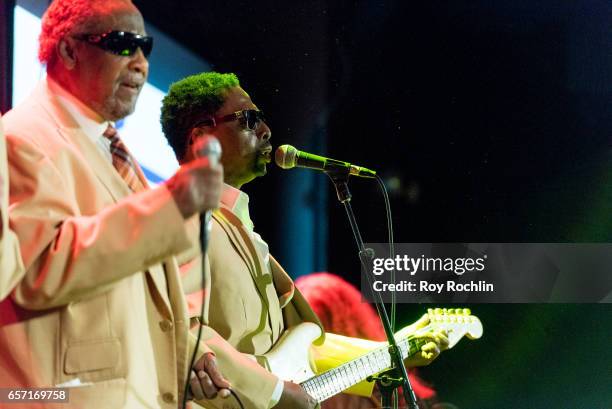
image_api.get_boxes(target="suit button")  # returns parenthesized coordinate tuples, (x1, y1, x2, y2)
(162, 392, 175, 403)
(159, 320, 174, 332)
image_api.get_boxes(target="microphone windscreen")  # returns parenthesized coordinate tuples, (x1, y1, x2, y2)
(275, 145, 298, 169)
(193, 135, 222, 165)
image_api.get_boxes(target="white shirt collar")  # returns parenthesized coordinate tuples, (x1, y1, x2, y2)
(46, 76, 111, 143)
(220, 183, 254, 231)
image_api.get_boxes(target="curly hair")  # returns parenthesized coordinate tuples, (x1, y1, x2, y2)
(39, 0, 134, 66)
(160, 72, 240, 163)
(295, 272, 385, 341)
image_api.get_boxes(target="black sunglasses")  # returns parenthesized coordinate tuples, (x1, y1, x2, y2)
(197, 109, 266, 131)
(74, 31, 153, 58)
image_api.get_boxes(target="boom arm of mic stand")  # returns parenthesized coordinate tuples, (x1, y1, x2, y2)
(325, 169, 419, 409)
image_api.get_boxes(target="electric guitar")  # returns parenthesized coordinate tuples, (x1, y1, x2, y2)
(265, 308, 483, 403)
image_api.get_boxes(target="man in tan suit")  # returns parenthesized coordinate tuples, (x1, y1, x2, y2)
(0, 2, 279, 408)
(0, 117, 24, 300)
(161, 72, 449, 409)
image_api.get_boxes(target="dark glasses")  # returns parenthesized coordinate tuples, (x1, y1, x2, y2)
(197, 109, 266, 131)
(74, 31, 153, 58)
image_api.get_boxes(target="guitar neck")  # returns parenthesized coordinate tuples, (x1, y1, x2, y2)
(300, 336, 427, 403)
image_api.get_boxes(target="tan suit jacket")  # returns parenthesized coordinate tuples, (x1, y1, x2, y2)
(184, 203, 380, 408)
(183, 205, 324, 409)
(0, 83, 273, 409)
(0, 116, 24, 300)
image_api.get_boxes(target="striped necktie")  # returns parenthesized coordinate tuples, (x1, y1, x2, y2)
(103, 124, 146, 192)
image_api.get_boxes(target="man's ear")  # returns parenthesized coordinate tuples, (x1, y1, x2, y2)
(57, 37, 77, 70)
(182, 126, 203, 163)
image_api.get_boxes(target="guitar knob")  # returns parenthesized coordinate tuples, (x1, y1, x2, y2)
(435, 308, 442, 315)
(462, 308, 471, 315)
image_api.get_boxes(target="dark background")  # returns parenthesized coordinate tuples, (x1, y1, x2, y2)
(5, 0, 612, 407)
(132, 2, 612, 407)
(134, 0, 612, 250)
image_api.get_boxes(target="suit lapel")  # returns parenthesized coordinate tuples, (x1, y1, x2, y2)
(37, 83, 131, 201)
(269, 256, 295, 308)
(213, 207, 284, 340)
(213, 207, 258, 278)
(213, 208, 265, 300)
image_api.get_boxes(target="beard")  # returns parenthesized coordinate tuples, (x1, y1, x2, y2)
(254, 151, 269, 176)
(103, 89, 140, 121)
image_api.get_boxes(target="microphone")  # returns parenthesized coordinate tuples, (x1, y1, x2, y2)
(192, 134, 222, 167)
(275, 145, 376, 178)
(192, 135, 222, 249)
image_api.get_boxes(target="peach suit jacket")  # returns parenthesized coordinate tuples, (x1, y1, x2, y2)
(0, 83, 277, 409)
(0, 116, 24, 300)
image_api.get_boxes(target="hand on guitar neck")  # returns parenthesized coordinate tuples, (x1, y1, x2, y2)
(400, 313, 450, 368)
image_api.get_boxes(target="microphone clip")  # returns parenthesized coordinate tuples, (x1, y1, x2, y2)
(325, 167, 352, 203)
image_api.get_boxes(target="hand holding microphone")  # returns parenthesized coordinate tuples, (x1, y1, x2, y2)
(166, 135, 223, 219)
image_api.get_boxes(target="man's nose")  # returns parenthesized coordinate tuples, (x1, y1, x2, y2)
(129, 48, 149, 76)
(258, 121, 271, 141)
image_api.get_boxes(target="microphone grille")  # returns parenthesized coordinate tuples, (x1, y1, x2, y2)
(193, 135, 222, 165)
(275, 145, 298, 169)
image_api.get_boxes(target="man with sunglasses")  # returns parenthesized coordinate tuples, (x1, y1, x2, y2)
(0, 1, 266, 408)
(161, 72, 448, 409)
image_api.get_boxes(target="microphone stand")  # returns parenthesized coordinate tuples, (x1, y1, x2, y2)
(325, 168, 419, 409)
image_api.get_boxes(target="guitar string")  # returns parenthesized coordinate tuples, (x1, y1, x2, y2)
(303, 334, 427, 401)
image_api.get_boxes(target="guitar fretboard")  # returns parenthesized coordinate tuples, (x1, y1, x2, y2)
(300, 336, 427, 403)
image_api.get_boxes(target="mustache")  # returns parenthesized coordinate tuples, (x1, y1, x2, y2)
(119, 75, 145, 88)
(258, 143, 272, 153)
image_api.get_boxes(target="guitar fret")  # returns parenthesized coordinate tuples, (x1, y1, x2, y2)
(355, 360, 363, 380)
(342, 365, 351, 389)
(304, 334, 423, 403)
(323, 372, 331, 397)
(336, 366, 345, 392)
(344, 361, 357, 389)
(372, 349, 380, 371)
(355, 360, 363, 378)
(314, 377, 322, 396)
(360, 358, 368, 378)
(327, 373, 337, 399)
(399, 339, 408, 358)
(335, 366, 343, 391)
(328, 372, 336, 397)
(378, 347, 389, 370)
(356, 359, 364, 381)
(371, 349, 380, 372)
(345, 365, 353, 387)
(367, 353, 376, 374)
